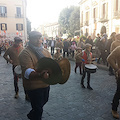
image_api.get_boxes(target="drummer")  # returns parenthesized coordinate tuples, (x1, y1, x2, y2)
(19, 31, 52, 120)
(81, 43, 93, 90)
(3, 37, 23, 98)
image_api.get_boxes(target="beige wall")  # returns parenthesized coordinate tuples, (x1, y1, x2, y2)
(79, 0, 120, 38)
(0, 0, 27, 41)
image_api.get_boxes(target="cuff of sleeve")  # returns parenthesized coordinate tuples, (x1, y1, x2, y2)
(24, 68, 35, 79)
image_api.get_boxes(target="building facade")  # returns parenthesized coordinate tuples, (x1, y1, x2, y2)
(37, 22, 60, 38)
(0, 0, 27, 41)
(79, 0, 120, 38)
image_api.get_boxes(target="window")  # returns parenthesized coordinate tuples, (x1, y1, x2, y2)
(86, 11, 89, 21)
(103, 3, 105, 16)
(16, 7, 21, 17)
(116, 0, 118, 11)
(16, 24, 23, 31)
(0, 6, 7, 17)
(93, 8, 96, 18)
(102, 3, 108, 19)
(81, 11, 83, 23)
(1, 23, 7, 31)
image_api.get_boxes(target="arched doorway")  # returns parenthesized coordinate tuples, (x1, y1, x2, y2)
(100, 26, 106, 35)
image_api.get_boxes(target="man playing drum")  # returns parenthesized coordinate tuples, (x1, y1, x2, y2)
(81, 43, 93, 90)
(3, 37, 23, 99)
(19, 31, 52, 120)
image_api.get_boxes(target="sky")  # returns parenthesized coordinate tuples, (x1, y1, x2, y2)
(26, 0, 80, 29)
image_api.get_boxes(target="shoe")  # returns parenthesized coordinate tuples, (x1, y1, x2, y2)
(27, 113, 32, 120)
(109, 72, 114, 76)
(87, 86, 93, 90)
(14, 93, 19, 99)
(112, 110, 119, 119)
(25, 94, 30, 102)
(81, 84, 85, 88)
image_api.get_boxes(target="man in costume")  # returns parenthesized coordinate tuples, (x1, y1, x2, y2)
(107, 34, 120, 119)
(81, 43, 93, 90)
(19, 31, 52, 120)
(3, 37, 23, 98)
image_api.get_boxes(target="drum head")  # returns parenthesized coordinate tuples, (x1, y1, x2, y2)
(36, 57, 62, 85)
(14, 65, 22, 75)
(85, 64, 97, 69)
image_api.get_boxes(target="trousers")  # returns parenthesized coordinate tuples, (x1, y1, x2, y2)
(81, 68, 91, 86)
(12, 65, 19, 94)
(112, 78, 120, 111)
(27, 86, 50, 120)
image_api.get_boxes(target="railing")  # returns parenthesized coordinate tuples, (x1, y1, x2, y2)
(99, 14, 108, 22)
(0, 13, 7, 17)
(113, 11, 120, 19)
(15, 14, 23, 18)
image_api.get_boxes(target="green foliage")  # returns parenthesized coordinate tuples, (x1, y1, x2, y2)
(58, 6, 79, 36)
(69, 7, 80, 37)
(26, 18, 31, 35)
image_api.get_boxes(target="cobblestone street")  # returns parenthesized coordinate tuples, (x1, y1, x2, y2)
(0, 54, 118, 120)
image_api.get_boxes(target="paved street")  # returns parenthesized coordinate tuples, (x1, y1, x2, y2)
(0, 54, 118, 120)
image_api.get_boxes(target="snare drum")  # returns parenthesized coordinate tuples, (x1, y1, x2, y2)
(14, 65, 22, 78)
(85, 64, 97, 73)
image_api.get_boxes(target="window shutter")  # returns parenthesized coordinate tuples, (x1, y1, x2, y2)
(5, 24, 7, 30)
(21, 24, 23, 30)
(5, 7, 7, 13)
(0, 6, 1, 13)
(16, 24, 18, 30)
(1, 24, 2, 30)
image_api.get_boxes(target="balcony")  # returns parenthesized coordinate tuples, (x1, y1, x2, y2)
(99, 14, 108, 23)
(0, 13, 7, 17)
(84, 21, 89, 26)
(15, 14, 23, 18)
(113, 11, 120, 19)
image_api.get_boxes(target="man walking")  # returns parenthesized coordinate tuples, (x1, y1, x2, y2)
(3, 37, 23, 98)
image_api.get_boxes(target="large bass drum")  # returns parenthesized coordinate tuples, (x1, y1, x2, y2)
(85, 64, 97, 73)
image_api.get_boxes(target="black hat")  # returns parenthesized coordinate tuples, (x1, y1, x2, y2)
(29, 31, 42, 40)
(14, 37, 22, 43)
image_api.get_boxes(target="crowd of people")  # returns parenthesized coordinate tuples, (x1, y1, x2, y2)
(1, 31, 120, 119)
(44, 32, 119, 77)
(0, 39, 14, 56)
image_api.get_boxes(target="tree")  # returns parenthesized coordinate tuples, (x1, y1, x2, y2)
(58, 6, 75, 35)
(26, 18, 31, 35)
(58, 6, 80, 37)
(69, 7, 80, 37)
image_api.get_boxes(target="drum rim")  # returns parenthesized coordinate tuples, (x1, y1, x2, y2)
(14, 65, 22, 75)
(85, 64, 97, 69)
